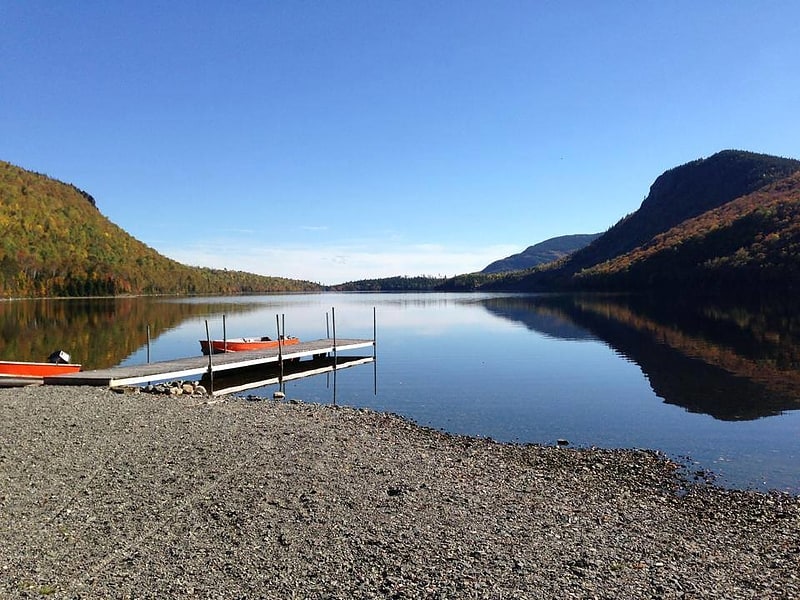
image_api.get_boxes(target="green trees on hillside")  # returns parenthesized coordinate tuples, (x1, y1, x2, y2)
(5, 149, 800, 298)
(574, 171, 800, 292)
(0, 161, 321, 298)
(330, 275, 446, 292)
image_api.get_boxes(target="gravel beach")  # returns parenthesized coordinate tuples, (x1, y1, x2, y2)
(1, 385, 798, 599)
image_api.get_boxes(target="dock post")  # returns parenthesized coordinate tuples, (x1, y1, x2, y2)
(146, 325, 151, 364)
(276, 314, 284, 384)
(333, 362, 337, 406)
(222, 314, 227, 353)
(331, 308, 338, 406)
(331, 306, 337, 369)
(204, 320, 214, 394)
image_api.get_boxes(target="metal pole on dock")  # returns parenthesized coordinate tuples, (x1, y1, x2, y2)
(276, 314, 284, 384)
(146, 325, 151, 364)
(222, 314, 227, 353)
(205, 320, 214, 394)
(331, 306, 337, 367)
(332, 307, 338, 406)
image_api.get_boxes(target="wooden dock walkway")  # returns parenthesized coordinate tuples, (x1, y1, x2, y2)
(44, 338, 375, 388)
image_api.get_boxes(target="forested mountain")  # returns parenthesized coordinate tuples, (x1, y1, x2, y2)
(575, 170, 800, 291)
(6, 149, 800, 298)
(456, 149, 800, 293)
(481, 233, 601, 274)
(564, 150, 800, 275)
(0, 161, 322, 297)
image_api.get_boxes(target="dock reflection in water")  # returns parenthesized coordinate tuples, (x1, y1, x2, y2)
(200, 354, 376, 399)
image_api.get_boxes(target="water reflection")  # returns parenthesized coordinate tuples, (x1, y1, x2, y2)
(480, 294, 800, 421)
(2, 292, 798, 492)
(0, 297, 267, 369)
(199, 355, 375, 397)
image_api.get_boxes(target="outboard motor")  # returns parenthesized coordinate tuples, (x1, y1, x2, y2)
(48, 350, 71, 365)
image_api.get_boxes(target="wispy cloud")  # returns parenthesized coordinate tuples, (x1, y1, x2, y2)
(158, 238, 520, 285)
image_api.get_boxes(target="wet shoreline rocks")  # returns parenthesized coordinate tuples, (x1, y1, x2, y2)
(1, 385, 798, 599)
(135, 380, 208, 397)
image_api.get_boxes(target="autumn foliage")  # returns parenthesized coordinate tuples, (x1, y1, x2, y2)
(576, 171, 800, 291)
(441, 150, 800, 295)
(0, 161, 322, 298)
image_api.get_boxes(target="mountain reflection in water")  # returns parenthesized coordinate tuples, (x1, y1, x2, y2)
(479, 294, 800, 421)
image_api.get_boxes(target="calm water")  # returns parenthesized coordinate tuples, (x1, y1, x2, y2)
(1, 292, 798, 494)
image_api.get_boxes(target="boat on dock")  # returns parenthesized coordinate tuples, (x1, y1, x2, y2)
(0, 350, 82, 383)
(199, 335, 300, 355)
(46, 338, 375, 388)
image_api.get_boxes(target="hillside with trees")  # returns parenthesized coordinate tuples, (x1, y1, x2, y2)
(575, 170, 800, 291)
(5, 149, 800, 298)
(0, 161, 322, 298)
(558, 150, 800, 276)
(450, 150, 800, 294)
(329, 276, 445, 292)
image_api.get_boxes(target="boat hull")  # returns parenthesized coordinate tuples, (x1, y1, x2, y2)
(0, 361, 82, 378)
(199, 337, 300, 355)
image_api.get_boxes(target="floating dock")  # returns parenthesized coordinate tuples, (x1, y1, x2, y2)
(44, 338, 375, 388)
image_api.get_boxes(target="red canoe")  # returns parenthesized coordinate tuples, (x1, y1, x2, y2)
(199, 336, 300, 355)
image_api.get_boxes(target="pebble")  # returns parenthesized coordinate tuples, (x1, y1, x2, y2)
(0, 385, 798, 599)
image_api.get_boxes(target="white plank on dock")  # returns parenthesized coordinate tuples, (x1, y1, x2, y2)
(44, 339, 374, 388)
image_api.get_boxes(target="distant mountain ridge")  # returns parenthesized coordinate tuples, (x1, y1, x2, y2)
(481, 233, 601, 273)
(5, 149, 800, 297)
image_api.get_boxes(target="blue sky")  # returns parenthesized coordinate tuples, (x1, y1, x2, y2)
(2, 1, 799, 284)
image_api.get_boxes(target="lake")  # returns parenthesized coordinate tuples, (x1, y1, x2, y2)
(1, 292, 798, 494)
